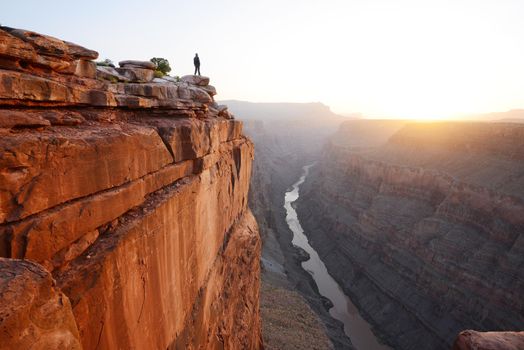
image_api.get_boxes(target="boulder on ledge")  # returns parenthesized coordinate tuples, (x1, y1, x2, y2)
(201, 84, 217, 96)
(181, 75, 210, 86)
(1, 26, 98, 60)
(96, 65, 130, 82)
(453, 330, 524, 350)
(119, 60, 156, 70)
(116, 66, 154, 82)
(0, 26, 98, 75)
(0, 258, 82, 350)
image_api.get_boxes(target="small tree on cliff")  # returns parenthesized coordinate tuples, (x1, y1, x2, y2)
(96, 58, 115, 67)
(150, 57, 172, 77)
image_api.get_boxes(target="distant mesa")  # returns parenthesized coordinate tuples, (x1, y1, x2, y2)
(221, 100, 346, 123)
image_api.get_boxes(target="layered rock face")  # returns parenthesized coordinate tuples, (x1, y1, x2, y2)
(366, 122, 524, 197)
(296, 120, 524, 350)
(0, 27, 261, 349)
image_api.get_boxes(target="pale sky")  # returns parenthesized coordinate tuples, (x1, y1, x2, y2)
(3, 0, 524, 119)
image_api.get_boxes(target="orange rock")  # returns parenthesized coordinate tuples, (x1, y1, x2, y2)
(0, 26, 260, 350)
(54, 140, 255, 349)
(74, 60, 97, 79)
(0, 258, 82, 350)
(453, 330, 524, 350)
(1, 159, 195, 265)
(115, 66, 154, 82)
(0, 28, 38, 62)
(2, 26, 98, 60)
(173, 210, 262, 350)
(0, 123, 173, 223)
(0, 109, 51, 128)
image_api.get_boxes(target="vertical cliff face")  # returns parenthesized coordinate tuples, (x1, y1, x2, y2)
(296, 121, 524, 350)
(0, 27, 261, 349)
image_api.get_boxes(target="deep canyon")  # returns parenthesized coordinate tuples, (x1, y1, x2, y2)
(0, 25, 523, 350)
(234, 101, 524, 350)
(296, 120, 524, 349)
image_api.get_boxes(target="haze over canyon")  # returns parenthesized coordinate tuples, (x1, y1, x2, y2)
(231, 101, 524, 350)
(0, 13, 523, 350)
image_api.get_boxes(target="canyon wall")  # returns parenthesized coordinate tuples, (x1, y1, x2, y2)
(296, 120, 524, 350)
(0, 27, 261, 349)
(231, 101, 349, 349)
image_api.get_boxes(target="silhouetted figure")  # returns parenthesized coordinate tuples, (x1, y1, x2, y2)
(194, 53, 201, 76)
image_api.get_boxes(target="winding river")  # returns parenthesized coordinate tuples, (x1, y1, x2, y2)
(285, 164, 390, 350)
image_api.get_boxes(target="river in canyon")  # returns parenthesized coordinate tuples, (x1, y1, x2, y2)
(285, 164, 390, 350)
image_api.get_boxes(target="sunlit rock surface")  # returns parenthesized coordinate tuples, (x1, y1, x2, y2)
(0, 26, 261, 350)
(453, 330, 524, 350)
(0, 258, 82, 350)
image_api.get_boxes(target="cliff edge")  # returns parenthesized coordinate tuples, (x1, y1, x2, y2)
(0, 26, 262, 349)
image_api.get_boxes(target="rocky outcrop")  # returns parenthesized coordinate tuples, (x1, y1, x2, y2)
(296, 121, 524, 350)
(453, 330, 524, 350)
(0, 27, 261, 349)
(0, 258, 81, 350)
(0, 26, 221, 109)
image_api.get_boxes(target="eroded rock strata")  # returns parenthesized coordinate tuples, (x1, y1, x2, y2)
(296, 120, 524, 350)
(0, 26, 261, 349)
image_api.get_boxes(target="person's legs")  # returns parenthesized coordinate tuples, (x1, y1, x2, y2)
(197, 66, 201, 76)
(194, 66, 197, 75)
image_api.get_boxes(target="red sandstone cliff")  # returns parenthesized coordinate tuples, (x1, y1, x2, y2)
(0, 26, 262, 349)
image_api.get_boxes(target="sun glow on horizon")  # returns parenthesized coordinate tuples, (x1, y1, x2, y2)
(2, 0, 523, 118)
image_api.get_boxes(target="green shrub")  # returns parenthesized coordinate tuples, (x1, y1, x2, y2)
(150, 57, 171, 75)
(96, 58, 115, 67)
(154, 70, 164, 78)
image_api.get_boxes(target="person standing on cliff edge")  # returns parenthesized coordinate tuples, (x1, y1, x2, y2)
(194, 53, 201, 76)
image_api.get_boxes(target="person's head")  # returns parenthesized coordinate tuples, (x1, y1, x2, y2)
(195, 53, 198, 57)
